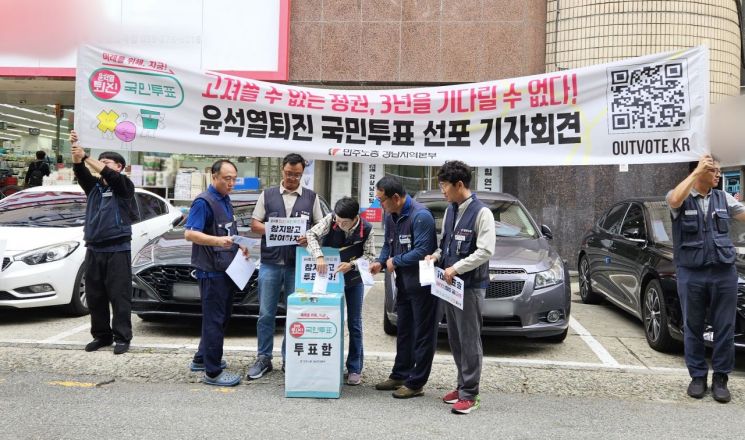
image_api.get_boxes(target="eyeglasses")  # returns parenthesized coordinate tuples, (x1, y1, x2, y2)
(376, 195, 389, 204)
(335, 216, 356, 228)
(283, 171, 303, 180)
(438, 181, 451, 190)
(218, 175, 237, 182)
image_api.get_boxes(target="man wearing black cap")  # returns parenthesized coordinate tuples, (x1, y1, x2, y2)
(70, 130, 138, 355)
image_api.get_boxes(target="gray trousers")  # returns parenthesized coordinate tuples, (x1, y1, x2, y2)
(444, 287, 485, 400)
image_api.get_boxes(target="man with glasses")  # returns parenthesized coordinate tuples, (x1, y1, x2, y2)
(184, 159, 248, 387)
(370, 176, 438, 399)
(69, 130, 138, 355)
(248, 153, 324, 380)
(305, 197, 377, 386)
(667, 154, 745, 403)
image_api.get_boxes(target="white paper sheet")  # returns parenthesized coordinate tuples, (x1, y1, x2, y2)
(419, 259, 435, 286)
(389, 269, 397, 302)
(356, 259, 375, 286)
(312, 271, 329, 293)
(225, 251, 256, 290)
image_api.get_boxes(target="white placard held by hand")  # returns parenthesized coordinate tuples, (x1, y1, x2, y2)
(430, 267, 464, 310)
(225, 251, 256, 290)
(419, 259, 435, 286)
(312, 271, 329, 293)
(356, 259, 375, 286)
(265, 217, 307, 247)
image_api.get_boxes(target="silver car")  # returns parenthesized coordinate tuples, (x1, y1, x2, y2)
(383, 191, 571, 342)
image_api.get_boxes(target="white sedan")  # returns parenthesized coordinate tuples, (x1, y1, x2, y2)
(0, 185, 182, 315)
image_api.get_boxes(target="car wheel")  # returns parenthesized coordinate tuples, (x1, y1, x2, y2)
(543, 327, 568, 343)
(65, 266, 89, 316)
(578, 256, 602, 304)
(642, 279, 678, 352)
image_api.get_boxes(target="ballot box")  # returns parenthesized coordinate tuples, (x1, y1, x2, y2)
(285, 247, 345, 398)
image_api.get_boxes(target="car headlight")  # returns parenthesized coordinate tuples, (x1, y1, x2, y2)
(132, 243, 155, 268)
(14, 241, 80, 265)
(534, 258, 564, 290)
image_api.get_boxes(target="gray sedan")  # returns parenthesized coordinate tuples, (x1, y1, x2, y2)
(383, 191, 571, 342)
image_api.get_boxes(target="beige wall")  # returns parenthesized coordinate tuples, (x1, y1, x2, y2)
(289, 0, 548, 83)
(546, 0, 742, 103)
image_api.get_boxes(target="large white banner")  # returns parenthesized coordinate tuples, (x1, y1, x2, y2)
(75, 45, 709, 166)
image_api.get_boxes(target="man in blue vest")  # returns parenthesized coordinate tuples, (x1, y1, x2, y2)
(247, 153, 324, 379)
(70, 130, 138, 355)
(306, 196, 378, 386)
(370, 176, 438, 399)
(667, 154, 745, 403)
(425, 161, 495, 414)
(185, 159, 249, 387)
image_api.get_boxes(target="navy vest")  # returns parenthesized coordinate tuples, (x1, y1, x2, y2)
(322, 218, 373, 286)
(83, 182, 136, 246)
(671, 189, 736, 268)
(384, 197, 435, 290)
(439, 196, 490, 288)
(259, 186, 317, 265)
(190, 190, 239, 272)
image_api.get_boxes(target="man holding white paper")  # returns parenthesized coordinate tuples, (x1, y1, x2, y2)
(425, 161, 495, 415)
(184, 159, 249, 387)
(248, 153, 324, 380)
(306, 197, 377, 386)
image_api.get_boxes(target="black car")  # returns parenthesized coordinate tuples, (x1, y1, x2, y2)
(383, 191, 571, 341)
(130, 191, 330, 320)
(578, 197, 745, 352)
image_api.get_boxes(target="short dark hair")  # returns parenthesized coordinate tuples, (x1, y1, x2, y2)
(334, 197, 359, 219)
(376, 175, 405, 198)
(98, 151, 126, 168)
(437, 160, 472, 188)
(36, 150, 46, 160)
(211, 159, 237, 175)
(283, 153, 306, 169)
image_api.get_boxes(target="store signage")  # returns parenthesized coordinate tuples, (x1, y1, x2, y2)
(75, 45, 709, 166)
(0, 0, 289, 80)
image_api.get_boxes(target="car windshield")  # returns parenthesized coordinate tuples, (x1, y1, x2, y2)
(0, 191, 88, 227)
(644, 200, 745, 245)
(423, 199, 538, 238)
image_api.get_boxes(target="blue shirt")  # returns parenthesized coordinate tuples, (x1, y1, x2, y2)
(185, 185, 233, 279)
(378, 195, 437, 268)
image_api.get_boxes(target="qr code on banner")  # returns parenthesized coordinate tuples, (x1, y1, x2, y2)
(607, 61, 690, 133)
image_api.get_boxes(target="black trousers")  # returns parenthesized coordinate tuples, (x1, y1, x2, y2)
(84, 249, 132, 343)
(194, 275, 235, 377)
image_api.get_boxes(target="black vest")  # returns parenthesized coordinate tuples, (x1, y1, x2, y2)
(671, 189, 736, 268)
(190, 190, 239, 272)
(259, 186, 317, 265)
(322, 217, 373, 286)
(439, 195, 490, 288)
(384, 197, 436, 290)
(83, 182, 136, 246)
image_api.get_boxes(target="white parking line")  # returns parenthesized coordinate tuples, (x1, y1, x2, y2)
(569, 316, 620, 367)
(40, 323, 91, 343)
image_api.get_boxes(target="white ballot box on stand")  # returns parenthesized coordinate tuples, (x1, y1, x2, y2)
(285, 247, 345, 399)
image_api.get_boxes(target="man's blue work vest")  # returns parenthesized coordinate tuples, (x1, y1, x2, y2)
(259, 186, 317, 265)
(439, 195, 490, 289)
(190, 190, 239, 272)
(323, 218, 372, 286)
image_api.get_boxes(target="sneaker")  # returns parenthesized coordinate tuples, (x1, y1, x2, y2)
(392, 386, 424, 399)
(375, 378, 405, 391)
(687, 376, 707, 399)
(246, 356, 273, 380)
(84, 338, 113, 352)
(203, 370, 241, 387)
(712, 373, 731, 403)
(189, 359, 228, 372)
(442, 390, 459, 404)
(452, 396, 481, 414)
(346, 373, 362, 386)
(113, 342, 130, 355)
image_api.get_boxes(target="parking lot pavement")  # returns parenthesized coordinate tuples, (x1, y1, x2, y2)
(2, 279, 745, 387)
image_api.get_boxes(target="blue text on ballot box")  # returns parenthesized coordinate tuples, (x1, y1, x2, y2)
(285, 247, 345, 398)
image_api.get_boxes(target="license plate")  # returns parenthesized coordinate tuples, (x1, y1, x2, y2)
(491, 301, 515, 316)
(172, 283, 201, 301)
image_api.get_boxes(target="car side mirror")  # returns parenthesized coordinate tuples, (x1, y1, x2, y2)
(172, 214, 185, 227)
(622, 227, 645, 242)
(541, 224, 553, 240)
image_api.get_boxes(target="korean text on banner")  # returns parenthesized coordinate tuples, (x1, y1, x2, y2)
(431, 267, 464, 310)
(75, 45, 709, 166)
(265, 217, 307, 248)
(295, 247, 345, 294)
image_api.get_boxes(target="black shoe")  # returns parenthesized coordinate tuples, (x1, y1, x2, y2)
(113, 342, 130, 355)
(687, 376, 707, 399)
(85, 338, 113, 352)
(712, 373, 731, 403)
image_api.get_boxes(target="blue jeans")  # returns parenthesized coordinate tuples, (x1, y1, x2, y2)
(345, 282, 365, 374)
(256, 262, 296, 359)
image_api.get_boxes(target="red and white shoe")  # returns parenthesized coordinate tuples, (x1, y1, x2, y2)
(442, 390, 459, 404)
(451, 396, 481, 414)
